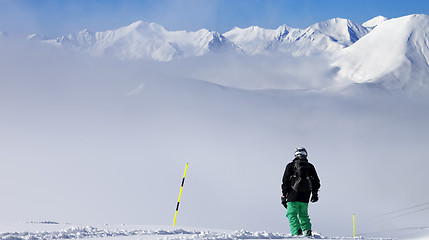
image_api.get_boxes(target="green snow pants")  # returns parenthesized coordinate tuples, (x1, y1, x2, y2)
(286, 202, 311, 236)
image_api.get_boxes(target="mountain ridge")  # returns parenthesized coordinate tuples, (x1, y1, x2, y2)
(33, 17, 375, 60)
(42, 21, 241, 61)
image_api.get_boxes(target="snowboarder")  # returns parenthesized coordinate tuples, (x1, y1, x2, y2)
(281, 147, 320, 237)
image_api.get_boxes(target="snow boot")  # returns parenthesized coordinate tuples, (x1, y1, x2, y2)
(305, 229, 312, 237)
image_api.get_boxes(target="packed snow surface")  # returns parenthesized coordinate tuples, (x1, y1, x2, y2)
(0, 223, 400, 240)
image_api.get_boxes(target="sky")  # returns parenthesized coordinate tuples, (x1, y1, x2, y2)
(1, 0, 429, 37)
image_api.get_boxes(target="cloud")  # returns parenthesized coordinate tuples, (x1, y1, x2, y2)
(127, 84, 145, 96)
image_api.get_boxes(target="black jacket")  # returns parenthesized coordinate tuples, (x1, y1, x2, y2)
(281, 157, 320, 203)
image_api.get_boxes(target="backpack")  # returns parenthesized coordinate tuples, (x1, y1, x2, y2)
(291, 159, 312, 192)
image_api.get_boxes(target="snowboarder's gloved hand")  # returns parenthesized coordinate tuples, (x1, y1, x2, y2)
(311, 191, 319, 202)
(281, 196, 287, 208)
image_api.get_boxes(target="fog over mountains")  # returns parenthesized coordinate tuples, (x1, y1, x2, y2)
(18, 14, 429, 92)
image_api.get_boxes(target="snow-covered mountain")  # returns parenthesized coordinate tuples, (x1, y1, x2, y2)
(40, 21, 240, 61)
(332, 14, 429, 90)
(24, 14, 429, 92)
(33, 17, 372, 60)
(220, 18, 369, 56)
(279, 18, 369, 56)
(223, 25, 291, 55)
(310, 18, 369, 46)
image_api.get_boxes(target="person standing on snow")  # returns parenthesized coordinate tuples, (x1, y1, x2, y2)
(281, 147, 320, 237)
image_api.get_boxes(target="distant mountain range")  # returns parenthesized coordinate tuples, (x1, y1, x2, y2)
(25, 16, 381, 61)
(3, 14, 429, 91)
(28, 21, 241, 62)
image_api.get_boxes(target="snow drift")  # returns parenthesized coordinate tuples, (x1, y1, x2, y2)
(0, 224, 325, 240)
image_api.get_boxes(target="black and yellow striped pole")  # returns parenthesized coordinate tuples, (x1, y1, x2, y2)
(173, 163, 188, 226)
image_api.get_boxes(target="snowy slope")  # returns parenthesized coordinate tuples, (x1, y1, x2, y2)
(42, 21, 239, 61)
(331, 14, 429, 90)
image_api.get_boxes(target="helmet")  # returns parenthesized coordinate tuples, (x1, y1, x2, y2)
(294, 147, 307, 157)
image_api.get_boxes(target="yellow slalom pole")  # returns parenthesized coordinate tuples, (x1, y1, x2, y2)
(353, 213, 356, 238)
(173, 163, 188, 226)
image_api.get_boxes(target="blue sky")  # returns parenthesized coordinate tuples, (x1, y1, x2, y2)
(1, 0, 428, 36)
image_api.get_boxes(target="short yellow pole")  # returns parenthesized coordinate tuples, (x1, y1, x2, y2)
(173, 163, 188, 226)
(353, 213, 356, 238)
